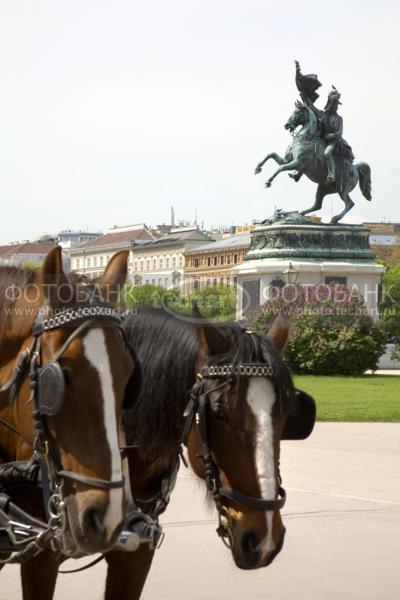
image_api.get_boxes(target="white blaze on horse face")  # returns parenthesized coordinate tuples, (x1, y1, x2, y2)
(83, 329, 124, 538)
(246, 377, 277, 558)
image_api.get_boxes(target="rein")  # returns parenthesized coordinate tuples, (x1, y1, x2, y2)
(183, 360, 286, 548)
(0, 305, 126, 564)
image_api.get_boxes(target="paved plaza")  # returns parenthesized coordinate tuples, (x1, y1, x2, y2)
(1, 423, 399, 599)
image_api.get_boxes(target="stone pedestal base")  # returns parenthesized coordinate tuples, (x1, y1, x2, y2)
(234, 258, 384, 318)
(233, 217, 385, 318)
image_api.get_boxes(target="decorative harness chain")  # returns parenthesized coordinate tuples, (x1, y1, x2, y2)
(183, 360, 286, 549)
(0, 306, 126, 564)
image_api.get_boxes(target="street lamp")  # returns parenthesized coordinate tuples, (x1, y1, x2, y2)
(283, 262, 300, 285)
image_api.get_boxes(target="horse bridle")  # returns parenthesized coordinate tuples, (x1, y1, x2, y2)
(0, 305, 128, 563)
(183, 362, 286, 548)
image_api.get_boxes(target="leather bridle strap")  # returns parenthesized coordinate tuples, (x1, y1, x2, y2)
(57, 470, 125, 490)
(218, 486, 286, 511)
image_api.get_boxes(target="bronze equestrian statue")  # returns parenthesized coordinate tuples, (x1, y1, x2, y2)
(255, 61, 371, 223)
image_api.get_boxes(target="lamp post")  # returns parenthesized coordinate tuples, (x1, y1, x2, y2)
(283, 262, 300, 285)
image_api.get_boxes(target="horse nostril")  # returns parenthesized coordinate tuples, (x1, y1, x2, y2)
(84, 509, 105, 539)
(241, 531, 259, 557)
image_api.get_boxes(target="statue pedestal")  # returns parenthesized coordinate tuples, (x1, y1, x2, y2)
(233, 215, 385, 318)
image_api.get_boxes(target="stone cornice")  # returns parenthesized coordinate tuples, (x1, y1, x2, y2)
(246, 223, 376, 262)
(185, 244, 249, 256)
(70, 241, 134, 256)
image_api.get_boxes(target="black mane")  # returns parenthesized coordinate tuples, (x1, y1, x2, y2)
(122, 307, 199, 456)
(122, 307, 296, 457)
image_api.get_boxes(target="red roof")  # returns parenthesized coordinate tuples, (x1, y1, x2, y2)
(80, 227, 154, 248)
(0, 242, 54, 257)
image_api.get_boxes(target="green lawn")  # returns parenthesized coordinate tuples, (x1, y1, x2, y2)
(294, 375, 400, 422)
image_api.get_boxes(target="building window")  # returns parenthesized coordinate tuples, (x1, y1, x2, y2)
(87, 258, 91, 267)
(94, 257, 97, 267)
(220, 278, 224, 286)
(227, 255, 231, 265)
(325, 276, 347, 286)
(146, 260, 150, 270)
(158, 278, 162, 286)
(214, 256, 218, 266)
(213, 279, 217, 287)
(153, 259, 157, 269)
(172, 256, 176, 267)
(134, 261, 138, 271)
(145, 279, 149, 284)
(194, 258, 200, 268)
(227, 277, 231, 287)
(220, 256, 224, 265)
(165, 278, 168, 287)
(233, 277, 237, 289)
(166, 258, 170, 268)
(207, 257, 211, 267)
(160, 258, 163, 268)
(179, 256, 183, 267)
(207, 279, 211, 287)
(100, 256, 103, 266)
(234, 254, 238, 263)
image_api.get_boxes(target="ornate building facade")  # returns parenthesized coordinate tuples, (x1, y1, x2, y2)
(184, 233, 250, 292)
(131, 227, 211, 289)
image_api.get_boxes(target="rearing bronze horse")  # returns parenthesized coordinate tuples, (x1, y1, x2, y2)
(255, 101, 372, 223)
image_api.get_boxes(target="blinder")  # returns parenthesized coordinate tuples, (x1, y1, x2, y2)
(281, 389, 316, 440)
(37, 362, 66, 416)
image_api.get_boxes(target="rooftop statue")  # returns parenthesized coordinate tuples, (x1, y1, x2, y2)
(254, 61, 372, 223)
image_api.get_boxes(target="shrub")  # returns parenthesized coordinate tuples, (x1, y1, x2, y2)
(247, 284, 386, 375)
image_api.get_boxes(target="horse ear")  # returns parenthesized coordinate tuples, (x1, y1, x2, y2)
(193, 303, 229, 357)
(196, 322, 229, 358)
(267, 314, 289, 353)
(40, 246, 69, 308)
(100, 251, 129, 303)
(295, 100, 302, 108)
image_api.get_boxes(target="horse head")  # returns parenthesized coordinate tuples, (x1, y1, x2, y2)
(186, 314, 315, 570)
(285, 100, 308, 133)
(0, 247, 139, 555)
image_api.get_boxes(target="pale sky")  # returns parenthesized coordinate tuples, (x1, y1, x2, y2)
(0, 0, 399, 244)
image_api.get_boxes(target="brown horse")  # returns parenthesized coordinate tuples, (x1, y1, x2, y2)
(0, 247, 140, 599)
(103, 307, 315, 597)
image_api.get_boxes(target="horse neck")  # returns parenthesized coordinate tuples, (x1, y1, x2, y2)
(122, 310, 199, 454)
(297, 108, 318, 141)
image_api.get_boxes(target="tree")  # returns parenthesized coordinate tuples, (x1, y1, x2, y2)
(122, 283, 236, 320)
(247, 284, 386, 375)
(123, 284, 182, 310)
(189, 285, 236, 320)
